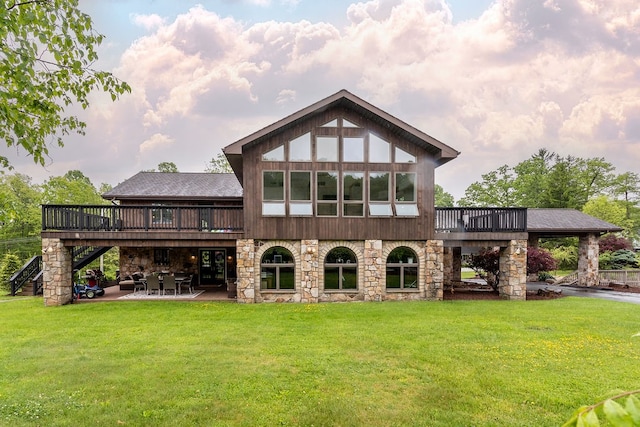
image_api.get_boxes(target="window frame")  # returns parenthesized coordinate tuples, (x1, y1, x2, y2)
(260, 247, 296, 291)
(386, 247, 419, 290)
(324, 247, 358, 291)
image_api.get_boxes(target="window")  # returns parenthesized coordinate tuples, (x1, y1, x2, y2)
(395, 172, 419, 216)
(386, 247, 418, 290)
(395, 146, 416, 163)
(342, 119, 359, 128)
(343, 172, 364, 217)
(151, 204, 173, 224)
(320, 119, 338, 127)
(290, 171, 312, 216)
(369, 172, 392, 216)
(343, 137, 364, 162)
(324, 247, 358, 290)
(154, 248, 170, 265)
(316, 136, 338, 162)
(317, 172, 338, 216)
(261, 247, 295, 290)
(263, 145, 284, 161)
(289, 133, 311, 162)
(369, 133, 390, 163)
(263, 171, 285, 216)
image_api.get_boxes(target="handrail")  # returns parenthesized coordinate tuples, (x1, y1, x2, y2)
(9, 255, 42, 296)
(435, 207, 527, 233)
(42, 204, 244, 233)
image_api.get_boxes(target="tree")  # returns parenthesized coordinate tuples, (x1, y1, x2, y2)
(434, 184, 455, 207)
(41, 170, 105, 204)
(205, 152, 233, 173)
(468, 248, 500, 291)
(0, 252, 22, 293)
(459, 165, 518, 207)
(157, 162, 178, 173)
(0, 0, 130, 170)
(599, 234, 633, 253)
(0, 173, 41, 238)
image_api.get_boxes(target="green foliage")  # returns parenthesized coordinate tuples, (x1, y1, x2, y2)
(434, 184, 455, 207)
(41, 170, 106, 204)
(563, 390, 640, 427)
(583, 196, 633, 236)
(550, 245, 579, 270)
(157, 162, 178, 173)
(0, 0, 130, 170)
(0, 252, 21, 292)
(205, 152, 233, 173)
(0, 173, 41, 238)
(600, 249, 639, 270)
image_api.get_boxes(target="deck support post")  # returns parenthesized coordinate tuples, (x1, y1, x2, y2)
(578, 233, 599, 287)
(42, 237, 74, 306)
(498, 240, 527, 300)
(236, 239, 256, 303)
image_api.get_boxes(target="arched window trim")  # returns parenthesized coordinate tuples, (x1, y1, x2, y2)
(385, 246, 419, 291)
(260, 246, 296, 291)
(324, 246, 358, 292)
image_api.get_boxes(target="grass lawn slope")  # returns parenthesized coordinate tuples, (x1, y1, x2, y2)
(1, 297, 639, 426)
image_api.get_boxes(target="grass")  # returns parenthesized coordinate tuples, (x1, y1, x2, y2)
(1, 297, 640, 426)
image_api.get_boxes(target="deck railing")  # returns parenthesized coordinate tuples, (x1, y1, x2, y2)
(435, 207, 527, 233)
(42, 205, 244, 232)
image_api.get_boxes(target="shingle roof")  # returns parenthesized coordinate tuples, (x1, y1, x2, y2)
(102, 172, 243, 201)
(527, 208, 623, 234)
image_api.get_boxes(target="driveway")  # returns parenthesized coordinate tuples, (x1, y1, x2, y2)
(527, 282, 640, 305)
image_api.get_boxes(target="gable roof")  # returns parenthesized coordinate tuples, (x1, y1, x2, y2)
(527, 208, 623, 235)
(223, 89, 460, 184)
(102, 172, 243, 201)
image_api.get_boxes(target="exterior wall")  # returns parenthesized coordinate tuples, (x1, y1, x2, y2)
(119, 247, 199, 278)
(443, 247, 462, 287)
(242, 105, 437, 241)
(42, 237, 74, 306)
(578, 233, 599, 287)
(238, 239, 444, 303)
(498, 240, 527, 301)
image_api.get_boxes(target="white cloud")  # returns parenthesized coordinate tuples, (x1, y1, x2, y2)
(8, 0, 639, 201)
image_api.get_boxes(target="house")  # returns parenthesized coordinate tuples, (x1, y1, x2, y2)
(37, 90, 620, 305)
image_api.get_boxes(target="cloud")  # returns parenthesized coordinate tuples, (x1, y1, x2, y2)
(10, 0, 638, 201)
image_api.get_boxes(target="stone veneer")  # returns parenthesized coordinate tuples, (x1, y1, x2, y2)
(235, 239, 444, 303)
(42, 237, 74, 306)
(578, 233, 599, 287)
(498, 239, 527, 300)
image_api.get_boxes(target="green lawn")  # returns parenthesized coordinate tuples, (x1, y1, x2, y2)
(1, 297, 640, 426)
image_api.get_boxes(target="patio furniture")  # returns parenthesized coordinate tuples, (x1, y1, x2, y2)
(133, 279, 146, 294)
(163, 276, 177, 296)
(146, 275, 161, 295)
(179, 275, 193, 294)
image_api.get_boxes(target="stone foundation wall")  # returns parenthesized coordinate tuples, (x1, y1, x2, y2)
(236, 239, 255, 303)
(42, 237, 73, 306)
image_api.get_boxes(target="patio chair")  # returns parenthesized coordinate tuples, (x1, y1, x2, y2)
(179, 275, 193, 294)
(162, 275, 177, 296)
(133, 279, 146, 294)
(146, 275, 161, 295)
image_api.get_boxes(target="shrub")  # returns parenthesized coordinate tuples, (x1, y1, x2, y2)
(599, 234, 633, 253)
(551, 245, 579, 270)
(600, 249, 639, 270)
(527, 246, 557, 275)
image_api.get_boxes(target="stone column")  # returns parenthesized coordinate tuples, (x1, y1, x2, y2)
(425, 240, 444, 300)
(300, 240, 319, 303)
(578, 233, 599, 287)
(236, 239, 255, 303)
(498, 240, 527, 301)
(42, 237, 73, 306)
(363, 240, 383, 301)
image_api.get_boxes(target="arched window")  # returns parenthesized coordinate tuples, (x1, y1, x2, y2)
(386, 247, 418, 289)
(324, 247, 358, 290)
(260, 247, 295, 290)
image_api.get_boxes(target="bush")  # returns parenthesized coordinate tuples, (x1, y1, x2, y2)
(599, 234, 633, 252)
(600, 249, 639, 270)
(527, 246, 557, 275)
(550, 245, 579, 270)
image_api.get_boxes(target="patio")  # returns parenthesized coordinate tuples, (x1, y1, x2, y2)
(74, 284, 236, 303)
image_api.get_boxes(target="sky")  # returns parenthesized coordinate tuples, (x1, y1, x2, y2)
(4, 0, 640, 200)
